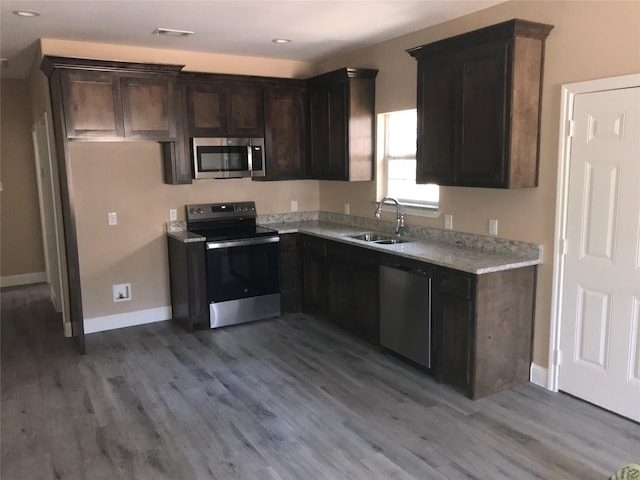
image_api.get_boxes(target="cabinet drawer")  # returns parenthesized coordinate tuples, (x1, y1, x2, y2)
(437, 269, 473, 299)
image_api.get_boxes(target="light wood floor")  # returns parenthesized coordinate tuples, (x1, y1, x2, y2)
(2, 284, 638, 480)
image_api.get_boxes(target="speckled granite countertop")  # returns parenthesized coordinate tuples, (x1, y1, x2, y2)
(167, 229, 206, 243)
(166, 212, 543, 275)
(264, 220, 541, 274)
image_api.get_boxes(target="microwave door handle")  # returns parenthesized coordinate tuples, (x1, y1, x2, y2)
(247, 145, 254, 174)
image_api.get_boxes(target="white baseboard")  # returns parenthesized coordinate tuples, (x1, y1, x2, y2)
(530, 363, 549, 388)
(84, 306, 172, 334)
(0, 272, 47, 287)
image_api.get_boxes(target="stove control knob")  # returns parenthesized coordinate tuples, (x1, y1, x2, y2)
(189, 208, 196, 215)
(197, 208, 204, 214)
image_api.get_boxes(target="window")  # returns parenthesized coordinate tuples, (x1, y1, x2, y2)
(381, 110, 439, 212)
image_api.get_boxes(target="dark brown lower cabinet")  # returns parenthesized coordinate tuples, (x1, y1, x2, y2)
(299, 233, 537, 399)
(300, 235, 329, 316)
(167, 237, 208, 331)
(300, 235, 379, 344)
(279, 234, 301, 313)
(434, 266, 536, 399)
(327, 242, 379, 344)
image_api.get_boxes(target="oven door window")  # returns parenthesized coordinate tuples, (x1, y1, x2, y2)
(206, 241, 280, 303)
(197, 145, 249, 172)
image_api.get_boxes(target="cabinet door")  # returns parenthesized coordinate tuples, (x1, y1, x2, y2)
(226, 85, 264, 137)
(308, 81, 347, 180)
(456, 41, 509, 187)
(186, 242, 208, 328)
(416, 57, 456, 185)
(308, 86, 331, 178)
(186, 83, 227, 137)
(301, 236, 328, 315)
(263, 87, 306, 180)
(326, 81, 347, 179)
(168, 238, 207, 331)
(121, 75, 177, 139)
(327, 242, 379, 343)
(435, 269, 475, 393)
(435, 292, 473, 393)
(279, 234, 301, 313)
(60, 70, 123, 138)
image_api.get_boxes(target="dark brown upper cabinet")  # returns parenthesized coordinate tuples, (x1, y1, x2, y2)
(120, 75, 179, 139)
(185, 82, 264, 137)
(408, 19, 553, 188)
(307, 68, 378, 181)
(259, 84, 307, 181)
(42, 57, 183, 141)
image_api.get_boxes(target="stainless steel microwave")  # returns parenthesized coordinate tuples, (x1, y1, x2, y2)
(192, 137, 265, 179)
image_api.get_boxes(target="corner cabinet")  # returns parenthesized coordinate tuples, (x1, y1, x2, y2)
(434, 266, 536, 399)
(408, 19, 553, 188)
(307, 68, 378, 181)
(259, 83, 307, 181)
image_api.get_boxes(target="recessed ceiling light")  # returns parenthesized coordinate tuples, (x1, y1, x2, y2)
(13, 10, 40, 17)
(152, 27, 195, 37)
(272, 38, 292, 44)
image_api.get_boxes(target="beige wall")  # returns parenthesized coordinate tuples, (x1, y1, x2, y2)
(313, 0, 640, 367)
(40, 39, 315, 78)
(0, 80, 46, 278)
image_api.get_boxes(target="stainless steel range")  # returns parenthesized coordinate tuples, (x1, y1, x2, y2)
(186, 201, 281, 328)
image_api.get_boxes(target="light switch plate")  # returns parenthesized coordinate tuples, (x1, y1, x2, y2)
(169, 208, 177, 221)
(291, 200, 298, 212)
(344, 203, 350, 215)
(107, 212, 117, 226)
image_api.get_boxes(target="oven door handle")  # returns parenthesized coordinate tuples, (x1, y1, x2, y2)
(206, 236, 280, 250)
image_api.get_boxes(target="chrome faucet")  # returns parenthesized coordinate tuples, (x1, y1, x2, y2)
(375, 197, 405, 235)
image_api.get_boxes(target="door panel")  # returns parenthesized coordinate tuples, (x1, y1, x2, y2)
(581, 162, 619, 260)
(559, 87, 640, 421)
(575, 286, 610, 369)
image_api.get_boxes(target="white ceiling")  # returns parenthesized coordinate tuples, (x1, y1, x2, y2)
(0, 0, 504, 79)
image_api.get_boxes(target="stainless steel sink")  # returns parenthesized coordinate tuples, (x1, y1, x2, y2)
(349, 233, 389, 242)
(348, 233, 411, 244)
(376, 238, 410, 244)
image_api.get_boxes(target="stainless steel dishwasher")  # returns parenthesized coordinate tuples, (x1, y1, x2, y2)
(379, 258, 434, 368)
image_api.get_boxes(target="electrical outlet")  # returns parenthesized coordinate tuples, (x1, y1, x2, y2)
(169, 208, 177, 221)
(489, 219, 498, 236)
(112, 283, 131, 302)
(444, 214, 453, 230)
(291, 200, 298, 212)
(344, 203, 350, 215)
(107, 212, 117, 226)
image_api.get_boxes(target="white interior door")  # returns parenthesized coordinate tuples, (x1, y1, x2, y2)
(32, 113, 66, 319)
(559, 86, 640, 421)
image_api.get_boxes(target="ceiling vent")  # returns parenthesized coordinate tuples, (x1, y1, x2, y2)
(152, 28, 194, 37)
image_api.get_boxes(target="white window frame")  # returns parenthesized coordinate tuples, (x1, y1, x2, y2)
(377, 110, 440, 218)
